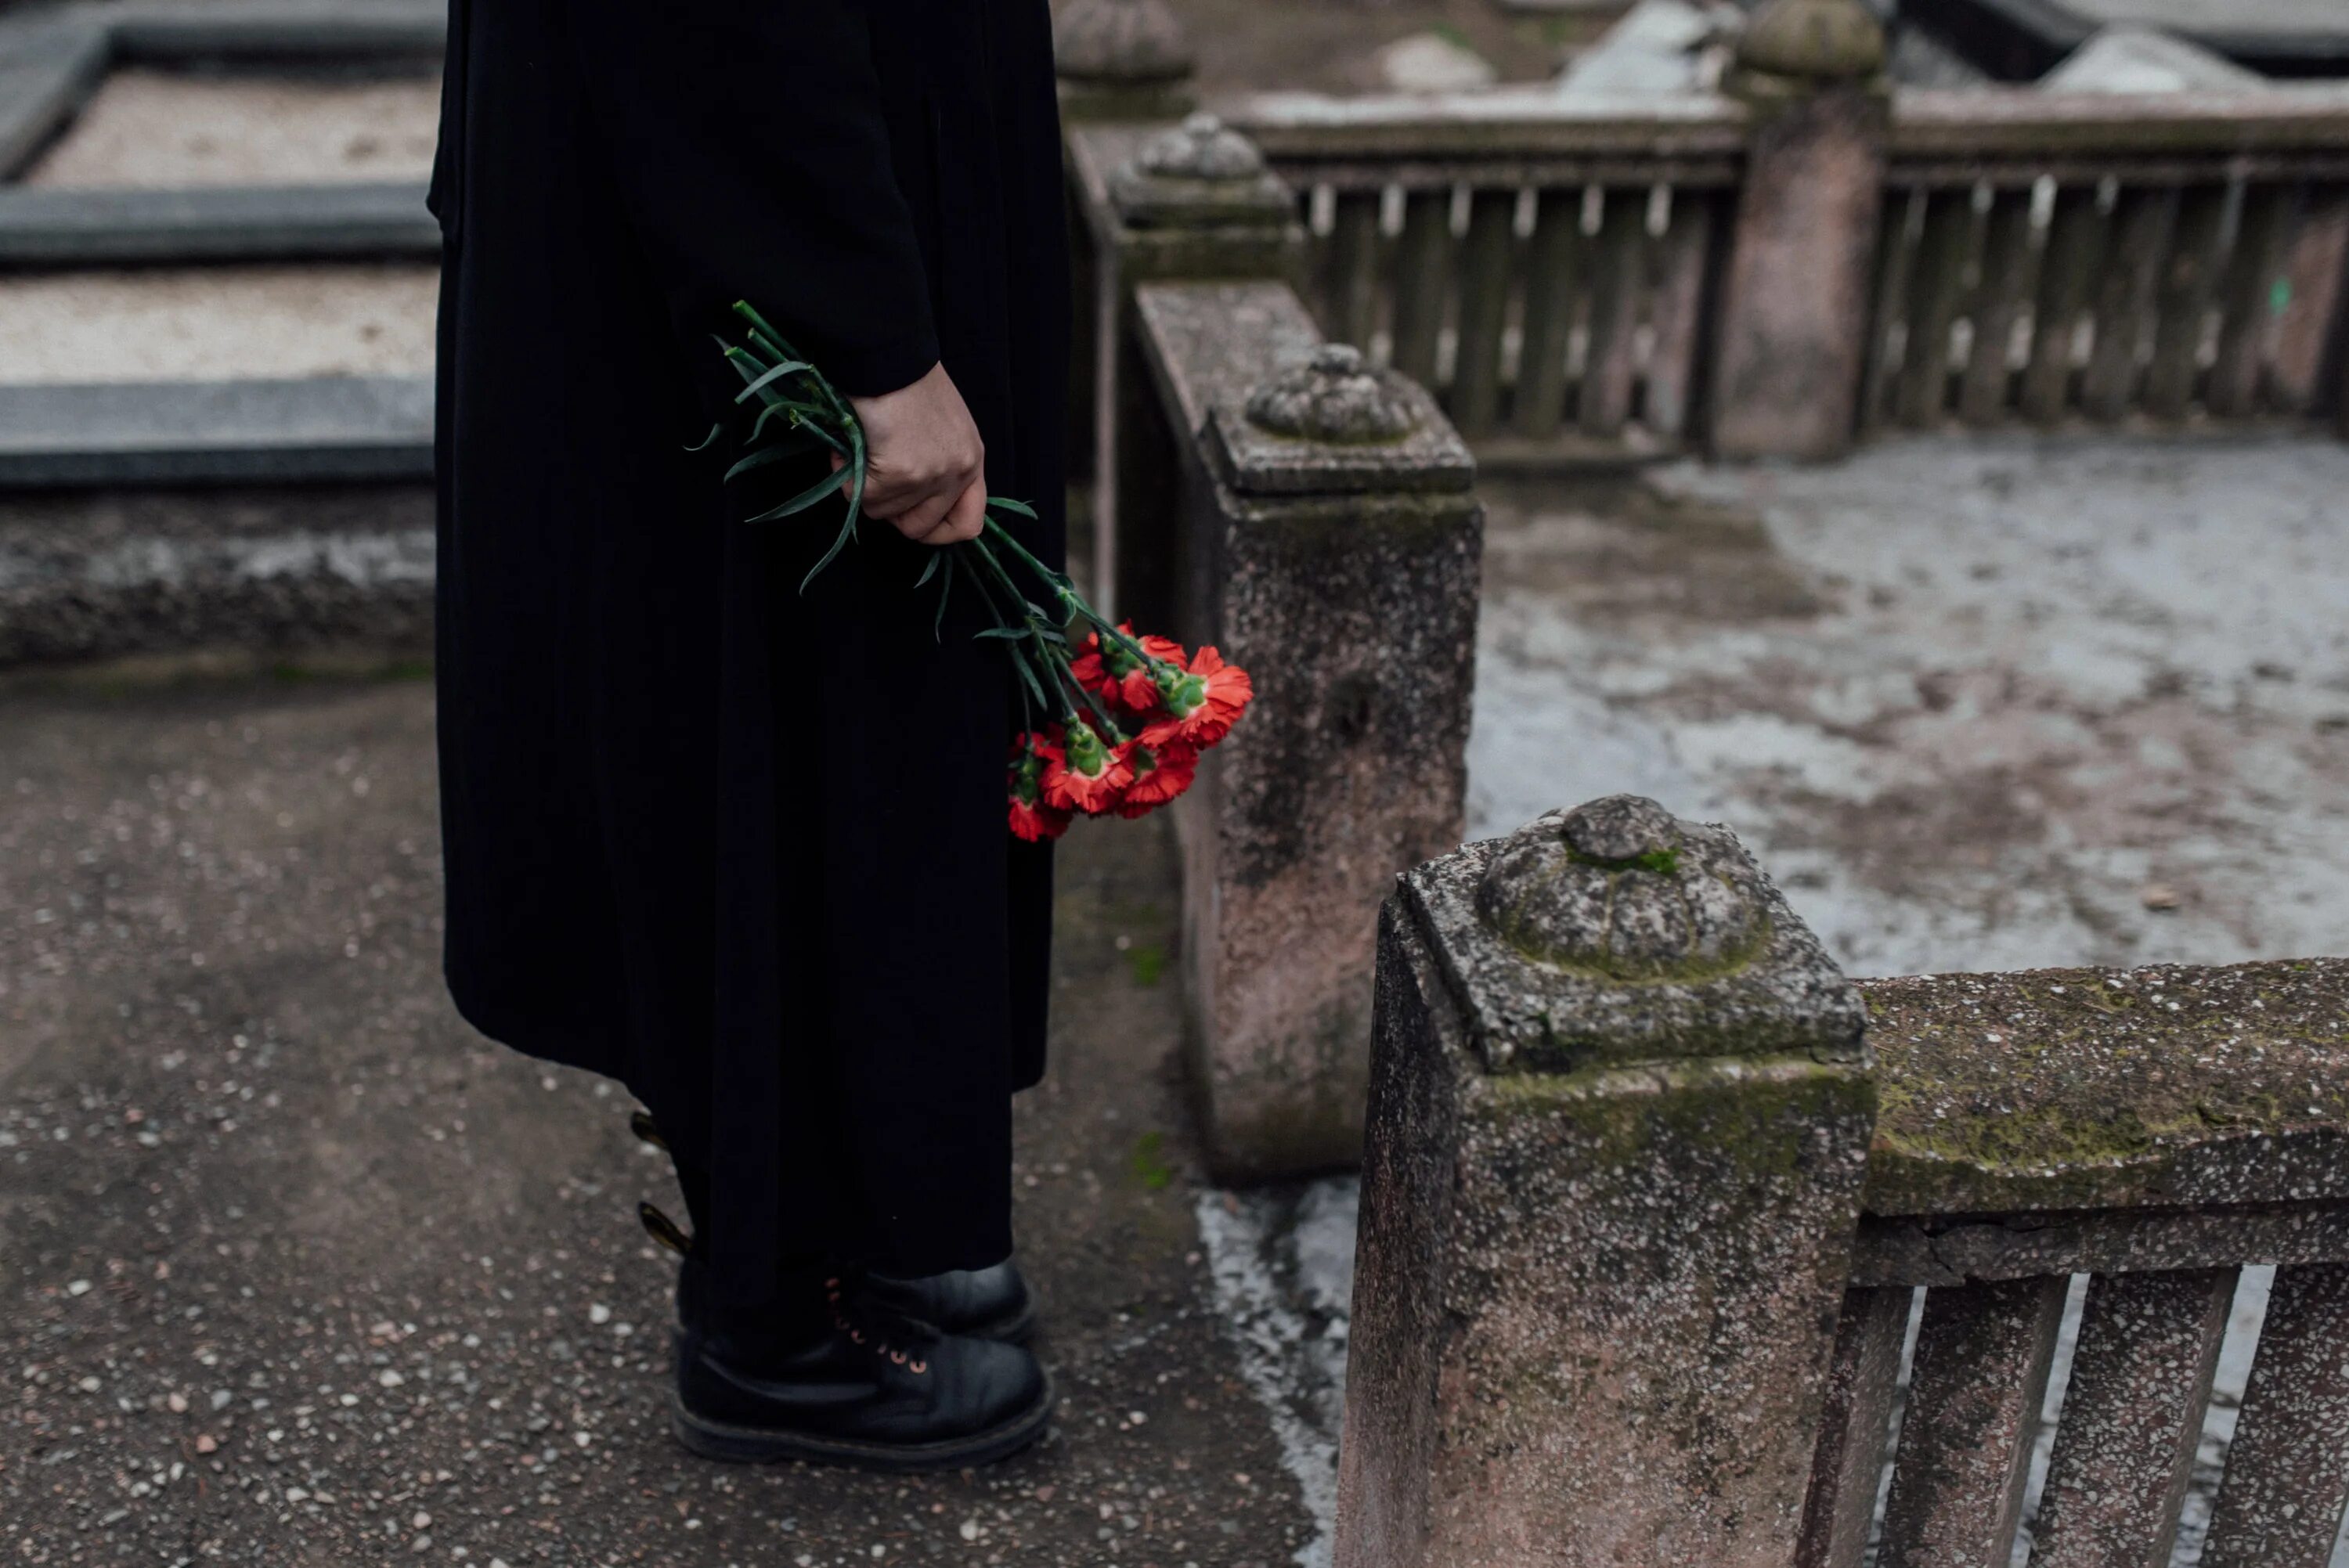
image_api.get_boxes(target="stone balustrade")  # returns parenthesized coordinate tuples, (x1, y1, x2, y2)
(1058, 49, 1489, 1182)
(1334, 794, 2349, 1568)
(1070, 0, 2349, 465)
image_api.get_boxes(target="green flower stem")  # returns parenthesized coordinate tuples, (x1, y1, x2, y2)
(962, 546, 1081, 726)
(977, 517, 1181, 686)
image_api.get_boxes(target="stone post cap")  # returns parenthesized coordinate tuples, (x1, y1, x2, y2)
(1243, 344, 1420, 445)
(1402, 795, 1865, 1074)
(1053, 0, 1196, 85)
(1731, 0, 1886, 88)
(1107, 117, 1293, 231)
(1138, 113, 1265, 181)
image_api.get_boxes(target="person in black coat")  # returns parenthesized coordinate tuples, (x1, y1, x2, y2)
(428, 0, 1067, 1469)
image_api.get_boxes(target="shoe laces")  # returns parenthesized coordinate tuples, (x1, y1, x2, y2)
(824, 1273, 936, 1376)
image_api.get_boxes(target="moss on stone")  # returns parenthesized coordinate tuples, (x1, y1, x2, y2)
(1861, 958, 2349, 1215)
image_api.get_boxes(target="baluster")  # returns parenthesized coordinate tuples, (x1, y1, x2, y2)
(1897, 186, 1977, 428)
(1875, 1275, 2069, 1568)
(1796, 1286, 1913, 1568)
(2202, 1261, 2349, 1568)
(1958, 186, 2039, 427)
(2023, 185, 2105, 424)
(1389, 186, 1453, 391)
(1449, 186, 1518, 438)
(1859, 187, 1920, 434)
(1579, 186, 1648, 437)
(1642, 186, 1716, 440)
(1321, 186, 1384, 357)
(2209, 183, 2297, 416)
(2033, 1268, 2237, 1568)
(2270, 183, 2349, 414)
(1514, 186, 1586, 439)
(2145, 182, 2228, 419)
(2080, 186, 2174, 422)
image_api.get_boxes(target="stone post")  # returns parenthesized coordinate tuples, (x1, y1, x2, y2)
(1129, 280, 1480, 1178)
(1052, 0, 1196, 126)
(1333, 795, 1877, 1568)
(1705, 0, 1890, 460)
(1063, 114, 1303, 623)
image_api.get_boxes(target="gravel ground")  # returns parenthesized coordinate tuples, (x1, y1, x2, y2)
(0, 668, 1310, 1567)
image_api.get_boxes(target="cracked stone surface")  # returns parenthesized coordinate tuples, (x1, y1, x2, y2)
(1467, 439, 2349, 978)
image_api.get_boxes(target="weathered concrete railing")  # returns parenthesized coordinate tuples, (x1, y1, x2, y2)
(1209, 0, 2349, 463)
(1865, 88, 2349, 434)
(1131, 288, 1481, 1180)
(1337, 794, 2349, 1568)
(1057, 28, 1485, 1177)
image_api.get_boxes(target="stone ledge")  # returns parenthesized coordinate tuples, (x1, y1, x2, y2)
(0, 376, 432, 488)
(0, 479, 434, 665)
(0, 14, 110, 178)
(1853, 1200, 2349, 1285)
(1861, 957, 2349, 1217)
(0, 181, 437, 265)
(0, 2, 442, 180)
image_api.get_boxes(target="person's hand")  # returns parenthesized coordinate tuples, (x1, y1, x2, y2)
(832, 362, 987, 546)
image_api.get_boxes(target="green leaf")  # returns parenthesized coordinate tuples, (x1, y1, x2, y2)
(973, 626, 1032, 640)
(732, 360, 816, 403)
(731, 301, 801, 359)
(1009, 643, 1053, 711)
(987, 496, 1037, 520)
(797, 467, 865, 593)
(685, 423, 723, 452)
(931, 552, 955, 641)
(723, 442, 813, 485)
(748, 401, 818, 445)
(745, 464, 848, 523)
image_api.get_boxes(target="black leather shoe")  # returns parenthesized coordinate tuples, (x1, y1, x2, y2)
(670, 1276, 1052, 1471)
(640, 1199, 1037, 1346)
(864, 1260, 1036, 1345)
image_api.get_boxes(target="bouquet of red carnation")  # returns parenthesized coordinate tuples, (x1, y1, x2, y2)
(705, 302, 1252, 841)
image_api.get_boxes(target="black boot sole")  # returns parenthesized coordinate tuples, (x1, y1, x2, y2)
(667, 1375, 1054, 1472)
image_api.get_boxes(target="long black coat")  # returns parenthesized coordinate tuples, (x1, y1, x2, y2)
(428, 0, 1066, 1294)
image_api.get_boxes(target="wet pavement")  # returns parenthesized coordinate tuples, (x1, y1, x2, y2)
(5, 433, 2349, 1566)
(0, 667, 1311, 1566)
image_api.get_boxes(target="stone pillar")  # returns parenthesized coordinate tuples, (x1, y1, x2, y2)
(1065, 114, 1301, 622)
(1129, 282, 1480, 1178)
(1705, 0, 1890, 460)
(1052, 0, 1196, 125)
(1333, 795, 1877, 1568)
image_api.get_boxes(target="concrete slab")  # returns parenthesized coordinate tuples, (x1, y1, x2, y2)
(1912, 0, 2349, 79)
(2042, 24, 2268, 93)
(0, 181, 436, 264)
(20, 67, 440, 188)
(0, 262, 435, 382)
(1470, 439, 2349, 979)
(0, 13, 110, 178)
(0, 375, 431, 485)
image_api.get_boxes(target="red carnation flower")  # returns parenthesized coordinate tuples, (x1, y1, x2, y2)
(1041, 719, 1134, 815)
(1117, 633, 1188, 713)
(1070, 623, 1152, 709)
(1114, 740, 1198, 818)
(1008, 733, 1073, 842)
(1140, 646, 1253, 750)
